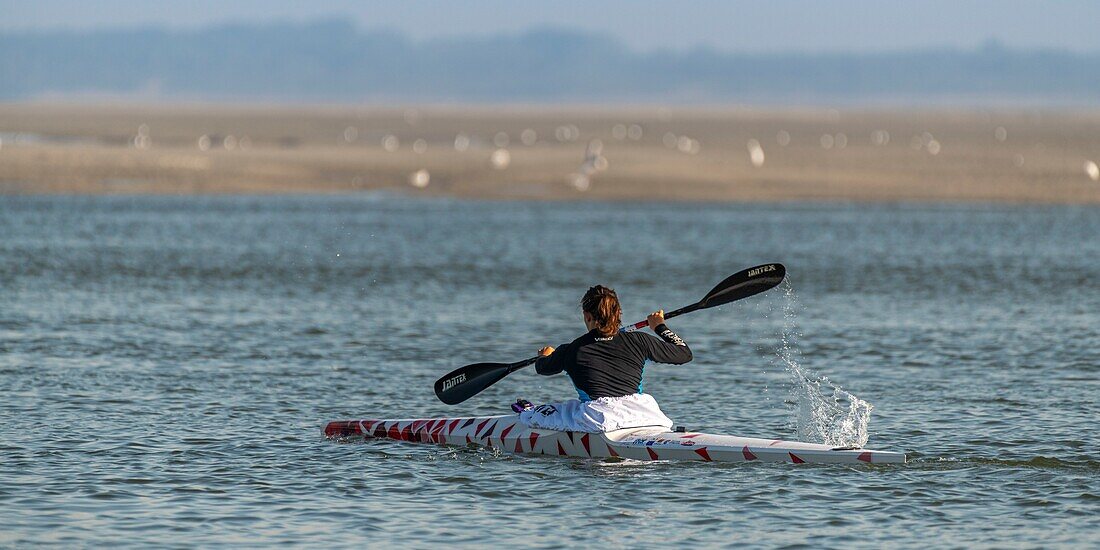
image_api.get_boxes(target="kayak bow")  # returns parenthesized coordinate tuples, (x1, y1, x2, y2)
(324, 415, 905, 465)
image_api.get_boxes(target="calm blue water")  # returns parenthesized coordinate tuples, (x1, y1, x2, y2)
(1, 195, 1098, 548)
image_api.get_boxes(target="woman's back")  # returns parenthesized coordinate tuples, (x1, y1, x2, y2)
(535, 325, 692, 400)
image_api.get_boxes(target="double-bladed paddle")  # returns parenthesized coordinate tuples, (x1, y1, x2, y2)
(433, 263, 787, 405)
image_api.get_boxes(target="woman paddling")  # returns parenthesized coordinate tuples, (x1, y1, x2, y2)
(518, 285, 693, 432)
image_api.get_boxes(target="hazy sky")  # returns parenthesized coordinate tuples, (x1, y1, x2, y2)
(3, 0, 1098, 53)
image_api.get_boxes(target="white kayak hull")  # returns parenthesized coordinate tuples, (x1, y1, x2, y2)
(324, 415, 905, 465)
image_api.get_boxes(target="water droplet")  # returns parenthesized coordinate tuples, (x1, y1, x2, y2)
(677, 135, 693, 153)
(747, 139, 765, 167)
(454, 133, 470, 152)
(585, 139, 603, 157)
(409, 169, 430, 188)
(490, 149, 510, 169)
(776, 130, 790, 147)
(1085, 160, 1099, 181)
(570, 173, 590, 191)
(382, 135, 399, 152)
(554, 125, 579, 142)
(520, 129, 537, 146)
(413, 139, 427, 154)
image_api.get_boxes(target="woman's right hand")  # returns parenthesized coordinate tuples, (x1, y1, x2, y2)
(538, 346, 555, 357)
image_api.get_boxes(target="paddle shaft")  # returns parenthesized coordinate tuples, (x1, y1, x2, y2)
(624, 304, 697, 331)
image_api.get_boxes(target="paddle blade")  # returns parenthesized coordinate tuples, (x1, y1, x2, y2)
(697, 263, 786, 310)
(434, 362, 512, 405)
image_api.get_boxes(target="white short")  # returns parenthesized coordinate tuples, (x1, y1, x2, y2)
(519, 393, 674, 433)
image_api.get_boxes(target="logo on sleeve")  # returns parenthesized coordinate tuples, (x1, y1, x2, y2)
(659, 328, 686, 346)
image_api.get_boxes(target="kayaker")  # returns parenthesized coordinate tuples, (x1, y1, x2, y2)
(518, 285, 692, 432)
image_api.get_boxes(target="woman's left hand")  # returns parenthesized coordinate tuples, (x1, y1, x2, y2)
(647, 310, 666, 331)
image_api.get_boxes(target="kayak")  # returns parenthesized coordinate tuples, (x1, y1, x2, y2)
(324, 415, 906, 464)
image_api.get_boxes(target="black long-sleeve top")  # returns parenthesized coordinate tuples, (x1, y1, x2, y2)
(534, 324, 692, 401)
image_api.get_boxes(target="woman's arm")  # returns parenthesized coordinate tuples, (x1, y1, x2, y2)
(643, 310, 693, 364)
(534, 345, 566, 375)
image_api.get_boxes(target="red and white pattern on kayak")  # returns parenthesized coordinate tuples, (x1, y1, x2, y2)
(324, 415, 905, 465)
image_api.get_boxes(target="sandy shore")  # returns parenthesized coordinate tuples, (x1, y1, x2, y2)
(1, 103, 1099, 203)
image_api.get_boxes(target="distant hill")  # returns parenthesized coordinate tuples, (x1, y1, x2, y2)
(3, 19, 1099, 103)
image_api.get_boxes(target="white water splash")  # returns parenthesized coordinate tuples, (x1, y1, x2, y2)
(774, 281, 873, 448)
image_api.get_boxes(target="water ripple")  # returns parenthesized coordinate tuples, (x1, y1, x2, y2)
(0, 196, 1097, 547)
